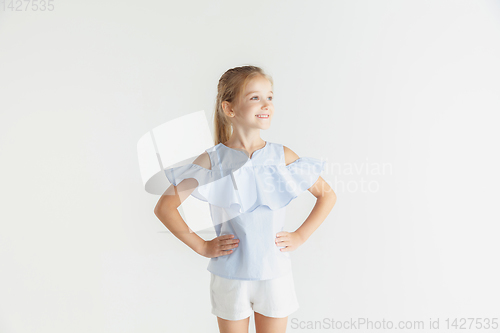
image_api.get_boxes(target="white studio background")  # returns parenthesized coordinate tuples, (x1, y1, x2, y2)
(1, 1, 499, 332)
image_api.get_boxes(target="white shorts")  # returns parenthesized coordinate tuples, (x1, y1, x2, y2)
(210, 271, 300, 321)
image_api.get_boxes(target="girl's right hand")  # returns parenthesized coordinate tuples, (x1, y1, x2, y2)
(199, 234, 239, 258)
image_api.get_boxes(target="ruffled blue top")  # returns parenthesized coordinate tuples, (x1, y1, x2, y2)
(164, 141, 326, 280)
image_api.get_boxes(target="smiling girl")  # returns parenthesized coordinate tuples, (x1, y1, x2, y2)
(155, 65, 337, 333)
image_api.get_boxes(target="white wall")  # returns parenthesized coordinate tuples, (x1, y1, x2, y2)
(1, 0, 499, 332)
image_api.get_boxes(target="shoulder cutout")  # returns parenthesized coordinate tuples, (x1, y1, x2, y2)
(192, 151, 212, 170)
(283, 145, 300, 166)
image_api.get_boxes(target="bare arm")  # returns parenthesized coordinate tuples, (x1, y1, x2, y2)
(153, 151, 239, 258)
(283, 145, 337, 243)
(153, 152, 209, 255)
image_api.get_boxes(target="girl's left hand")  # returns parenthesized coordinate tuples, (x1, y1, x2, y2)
(275, 231, 305, 252)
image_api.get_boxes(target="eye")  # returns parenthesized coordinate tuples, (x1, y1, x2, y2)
(251, 96, 273, 100)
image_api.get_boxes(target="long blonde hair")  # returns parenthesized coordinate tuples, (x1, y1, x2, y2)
(213, 65, 274, 146)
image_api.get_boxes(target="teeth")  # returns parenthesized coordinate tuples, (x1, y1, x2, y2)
(256, 115, 269, 118)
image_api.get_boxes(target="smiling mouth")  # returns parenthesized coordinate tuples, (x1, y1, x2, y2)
(256, 114, 269, 118)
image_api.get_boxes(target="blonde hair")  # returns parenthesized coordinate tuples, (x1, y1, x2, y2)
(213, 65, 274, 146)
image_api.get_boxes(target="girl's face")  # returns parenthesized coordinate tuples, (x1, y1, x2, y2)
(230, 76, 274, 130)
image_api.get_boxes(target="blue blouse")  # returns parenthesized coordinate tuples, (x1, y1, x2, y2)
(164, 141, 326, 280)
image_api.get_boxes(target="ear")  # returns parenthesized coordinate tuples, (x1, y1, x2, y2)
(222, 101, 235, 117)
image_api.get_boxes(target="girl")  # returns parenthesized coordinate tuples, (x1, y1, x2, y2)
(154, 65, 337, 333)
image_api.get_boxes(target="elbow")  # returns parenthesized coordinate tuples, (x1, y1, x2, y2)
(328, 190, 337, 202)
(321, 190, 337, 206)
(154, 200, 179, 217)
(154, 205, 162, 218)
(154, 201, 167, 217)
(329, 192, 337, 208)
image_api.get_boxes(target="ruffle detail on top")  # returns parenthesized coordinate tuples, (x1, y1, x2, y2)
(163, 164, 242, 213)
(236, 157, 326, 213)
(164, 157, 326, 215)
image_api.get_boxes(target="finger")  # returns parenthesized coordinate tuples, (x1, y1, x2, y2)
(221, 242, 238, 250)
(276, 239, 287, 246)
(220, 234, 235, 240)
(222, 238, 239, 245)
(219, 249, 234, 256)
(218, 236, 235, 243)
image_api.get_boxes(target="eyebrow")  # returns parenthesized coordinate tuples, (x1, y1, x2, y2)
(246, 91, 273, 96)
